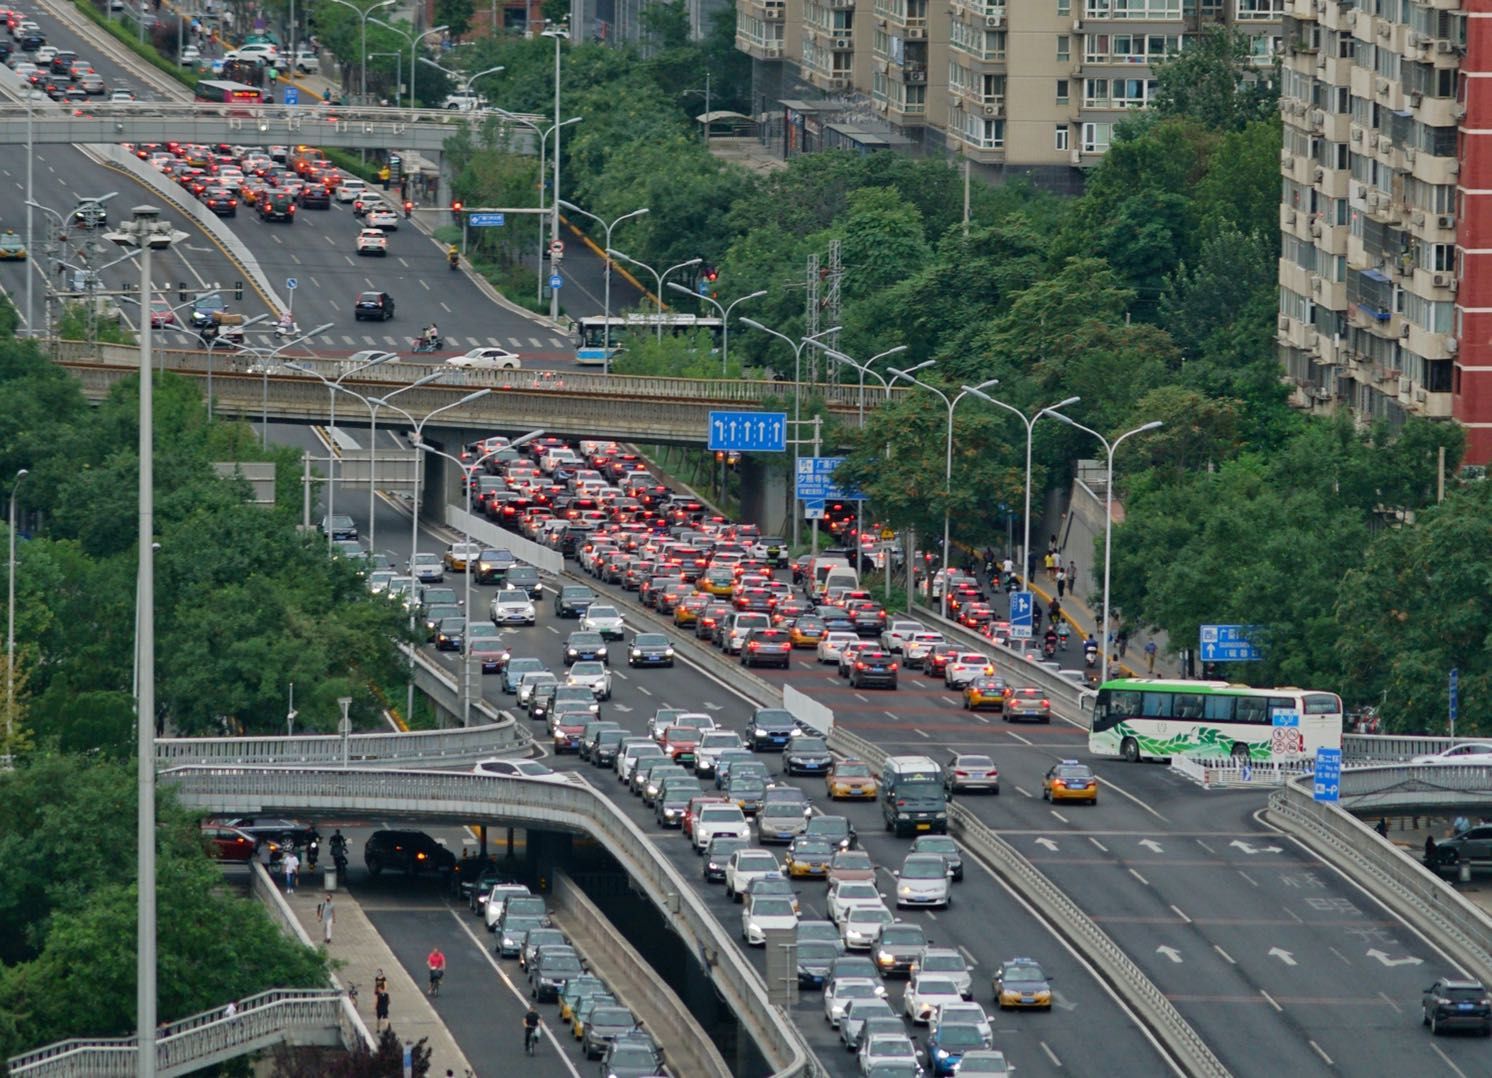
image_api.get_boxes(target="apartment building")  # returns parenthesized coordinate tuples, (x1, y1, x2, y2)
(735, 0, 1281, 183)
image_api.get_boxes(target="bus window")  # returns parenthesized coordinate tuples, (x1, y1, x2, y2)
(1235, 696, 1269, 724)
(1203, 695, 1235, 723)
(1303, 693, 1341, 714)
(1140, 692, 1172, 718)
(1174, 694, 1204, 720)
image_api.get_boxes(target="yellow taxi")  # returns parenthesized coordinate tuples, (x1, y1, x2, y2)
(784, 836, 835, 878)
(994, 958, 1053, 1010)
(788, 615, 827, 648)
(826, 758, 879, 800)
(674, 592, 709, 627)
(1041, 760, 1099, 805)
(0, 230, 26, 260)
(962, 676, 1009, 712)
(699, 568, 736, 597)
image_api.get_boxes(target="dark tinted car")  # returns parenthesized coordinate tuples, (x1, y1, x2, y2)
(363, 829, 456, 876)
(354, 290, 394, 321)
(201, 186, 238, 216)
(1423, 977, 1492, 1034)
(473, 548, 515, 584)
(741, 628, 792, 669)
(745, 707, 799, 750)
(257, 188, 297, 222)
(554, 584, 597, 618)
(784, 736, 833, 775)
(298, 183, 330, 208)
(849, 648, 898, 689)
(506, 565, 543, 598)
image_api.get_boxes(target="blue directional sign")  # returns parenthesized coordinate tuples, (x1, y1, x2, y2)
(1009, 590, 1034, 640)
(285, 277, 298, 291)
(469, 212, 506, 227)
(1313, 747, 1342, 803)
(708, 411, 786, 453)
(283, 86, 298, 106)
(549, 274, 563, 290)
(1200, 624, 1263, 663)
(795, 457, 864, 501)
(804, 499, 825, 520)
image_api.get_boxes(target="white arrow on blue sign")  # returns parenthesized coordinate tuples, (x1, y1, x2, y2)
(1010, 590, 1034, 639)
(285, 277, 298, 290)
(549, 274, 563, 290)
(709, 411, 786, 453)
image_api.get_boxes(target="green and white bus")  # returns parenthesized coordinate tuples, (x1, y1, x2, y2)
(1089, 678, 1343, 763)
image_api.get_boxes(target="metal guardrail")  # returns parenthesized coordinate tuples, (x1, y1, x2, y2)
(1268, 773, 1492, 990)
(160, 766, 814, 1078)
(1341, 732, 1461, 763)
(1169, 755, 1315, 789)
(1330, 763, 1492, 811)
(6, 989, 356, 1077)
(154, 719, 522, 769)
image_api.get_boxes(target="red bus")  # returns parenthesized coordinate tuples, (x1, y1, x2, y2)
(194, 80, 264, 105)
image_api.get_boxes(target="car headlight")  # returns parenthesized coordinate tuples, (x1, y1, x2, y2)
(630, 649, 641, 657)
(899, 886, 913, 896)
(936, 812, 947, 819)
(665, 647, 674, 656)
(936, 1048, 950, 1058)
(878, 950, 893, 963)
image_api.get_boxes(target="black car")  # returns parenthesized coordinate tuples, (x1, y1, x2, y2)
(553, 584, 597, 618)
(784, 735, 833, 776)
(18, 30, 44, 51)
(1423, 977, 1491, 1035)
(319, 514, 358, 541)
(257, 189, 297, 222)
(434, 617, 465, 652)
(209, 815, 317, 849)
(202, 186, 238, 216)
(362, 829, 456, 876)
(563, 630, 608, 665)
(849, 648, 898, 689)
(529, 945, 583, 1001)
(627, 632, 675, 668)
(473, 548, 515, 585)
(354, 290, 395, 321)
(298, 184, 330, 208)
(507, 565, 543, 599)
(48, 50, 75, 74)
(745, 707, 799, 750)
(796, 939, 840, 988)
(703, 836, 749, 882)
(741, 627, 792, 669)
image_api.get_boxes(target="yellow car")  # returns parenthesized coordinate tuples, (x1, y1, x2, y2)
(442, 542, 479, 573)
(784, 836, 834, 878)
(1042, 760, 1098, 804)
(0, 231, 26, 260)
(994, 958, 1053, 1010)
(962, 676, 1009, 712)
(789, 616, 826, 647)
(699, 568, 735, 597)
(674, 592, 709, 626)
(826, 759, 879, 800)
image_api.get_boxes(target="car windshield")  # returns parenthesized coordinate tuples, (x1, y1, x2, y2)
(959, 755, 995, 768)
(799, 941, 839, 962)
(848, 907, 893, 926)
(1002, 962, 1046, 986)
(917, 978, 959, 997)
(700, 807, 741, 821)
(839, 982, 879, 1000)
(902, 857, 946, 880)
(793, 840, 834, 859)
(608, 1044, 657, 1067)
(590, 1007, 632, 1026)
(838, 882, 879, 900)
(922, 953, 964, 972)
(496, 590, 528, 604)
(834, 851, 873, 870)
(754, 709, 795, 729)
(753, 897, 795, 917)
(794, 738, 828, 753)
(730, 778, 765, 795)
(937, 1025, 986, 1049)
(880, 926, 924, 947)
(739, 853, 777, 872)
(837, 763, 873, 777)
(634, 634, 669, 647)
(1441, 986, 1487, 1001)
(914, 836, 957, 855)
(569, 633, 604, 647)
(542, 955, 582, 976)
(570, 662, 605, 677)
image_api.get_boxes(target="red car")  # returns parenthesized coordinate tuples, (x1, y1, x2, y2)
(201, 824, 266, 862)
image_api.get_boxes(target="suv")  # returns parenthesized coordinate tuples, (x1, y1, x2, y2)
(363, 829, 456, 876)
(1423, 977, 1492, 1035)
(319, 514, 358, 541)
(257, 189, 297, 222)
(298, 183, 330, 209)
(723, 612, 771, 655)
(354, 290, 395, 321)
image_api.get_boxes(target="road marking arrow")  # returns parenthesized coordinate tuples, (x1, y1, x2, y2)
(1034, 837, 1060, 852)
(1268, 947, 1297, 967)
(1139, 839, 1165, 854)
(611, 704, 633, 713)
(1156, 946, 1183, 963)
(1229, 839, 1283, 855)
(701, 701, 723, 711)
(1366, 949, 1423, 967)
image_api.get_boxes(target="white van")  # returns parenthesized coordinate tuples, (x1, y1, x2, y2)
(820, 566, 859, 598)
(806, 555, 853, 598)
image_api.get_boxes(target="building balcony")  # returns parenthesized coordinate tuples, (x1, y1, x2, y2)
(735, 32, 785, 59)
(952, 88, 1005, 115)
(949, 0, 1005, 18)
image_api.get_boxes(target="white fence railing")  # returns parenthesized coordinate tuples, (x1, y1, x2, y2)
(154, 719, 522, 769)
(1169, 755, 1316, 789)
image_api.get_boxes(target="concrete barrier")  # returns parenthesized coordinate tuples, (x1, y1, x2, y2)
(446, 505, 563, 575)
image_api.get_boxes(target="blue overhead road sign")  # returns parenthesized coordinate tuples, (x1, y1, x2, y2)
(1009, 591, 1034, 639)
(795, 457, 864, 501)
(469, 213, 506, 227)
(283, 86, 298, 106)
(709, 411, 786, 453)
(1313, 747, 1342, 802)
(1200, 624, 1262, 662)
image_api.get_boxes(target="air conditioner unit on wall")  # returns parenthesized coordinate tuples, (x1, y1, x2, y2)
(1310, 221, 1323, 237)
(1351, 128, 1363, 142)
(907, 26, 926, 38)
(1284, 208, 1296, 225)
(1437, 40, 1456, 54)
(985, 13, 1003, 26)
(1399, 323, 1411, 339)
(1438, 214, 1456, 229)
(1408, 91, 1422, 107)
(1415, 387, 1427, 402)
(1433, 271, 1454, 288)
(983, 102, 999, 115)
(1399, 375, 1412, 394)
(1278, 315, 1292, 331)
(1445, 335, 1459, 354)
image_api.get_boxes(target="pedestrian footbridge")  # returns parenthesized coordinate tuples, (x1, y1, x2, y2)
(154, 719, 522, 771)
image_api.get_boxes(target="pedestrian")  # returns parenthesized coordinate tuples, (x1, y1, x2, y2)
(1026, 551, 1038, 579)
(258, 840, 272, 871)
(318, 893, 335, 943)
(1052, 549, 1063, 572)
(1116, 629, 1129, 658)
(374, 969, 388, 995)
(283, 848, 300, 894)
(1425, 834, 1438, 866)
(1043, 551, 1055, 578)
(1144, 640, 1157, 674)
(1055, 566, 1066, 598)
(223, 1000, 237, 1020)
(1454, 815, 1471, 835)
(1375, 817, 1389, 838)
(374, 989, 390, 1031)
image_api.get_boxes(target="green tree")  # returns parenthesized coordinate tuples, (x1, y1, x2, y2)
(434, 0, 474, 40)
(1150, 26, 1279, 132)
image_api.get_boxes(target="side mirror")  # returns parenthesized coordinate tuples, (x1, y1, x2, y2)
(891, 870, 900, 878)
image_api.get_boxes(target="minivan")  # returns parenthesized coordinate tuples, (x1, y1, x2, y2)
(881, 755, 949, 837)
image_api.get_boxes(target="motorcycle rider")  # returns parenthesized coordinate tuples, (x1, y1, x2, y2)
(1056, 621, 1072, 651)
(329, 829, 349, 871)
(1043, 626, 1058, 657)
(277, 310, 295, 335)
(447, 244, 459, 269)
(423, 323, 440, 349)
(1084, 635, 1099, 667)
(304, 824, 321, 869)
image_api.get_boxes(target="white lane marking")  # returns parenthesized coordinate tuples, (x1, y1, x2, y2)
(1377, 991, 1400, 1014)
(1283, 906, 1303, 924)
(975, 715, 991, 724)
(1015, 786, 1033, 799)
(1006, 730, 1031, 745)
(1213, 945, 1235, 965)
(1128, 868, 1149, 886)
(853, 692, 868, 703)
(637, 686, 652, 696)
(943, 696, 960, 706)
(884, 711, 899, 721)
(1094, 772, 1169, 821)
(1328, 946, 1352, 966)
(1309, 1041, 1333, 1066)
(1169, 904, 1191, 924)
(1050, 810, 1069, 824)
(420, 279, 430, 290)
(1237, 870, 1258, 887)
(440, 300, 452, 313)
(1040, 1042, 1062, 1068)
(1260, 990, 1282, 1013)
(913, 729, 929, 739)
(1195, 839, 1215, 854)
(1430, 1043, 1468, 1078)
(545, 625, 559, 634)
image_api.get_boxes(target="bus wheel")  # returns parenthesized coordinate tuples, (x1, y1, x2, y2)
(1230, 742, 1251, 761)
(1120, 738, 1139, 763)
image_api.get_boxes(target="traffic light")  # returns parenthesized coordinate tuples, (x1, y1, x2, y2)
(451, 199, 464, 223)
(703, 264, 719, 283)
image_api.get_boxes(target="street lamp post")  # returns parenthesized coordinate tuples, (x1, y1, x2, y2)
(559, 201, 647, 367)
(371, 18, 446, 112)
(362, 373, 443, 550)
(960, 389, 1080, 582)
(371, 391, 493, 723)
(605, 250, 702, 338)
(231, 322, 335, 448)
(737, 320, 841, 550)
(368, 51, 401, 102)
(666, 283, 768, 375)
(104, 205, 188, 1078)
(326, 0, 396, 104)
(542, 19, 568, 321)
(887, 367, 998, 620)
(6, 468, 27, 742)
(1046, 415, 1163, 684)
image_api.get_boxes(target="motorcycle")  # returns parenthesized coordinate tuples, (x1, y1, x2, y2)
(1058, 631, 1070, 652)
(332, 847, 349, 877)
(1003, 573, 1018, 594)
(274, 318, 299, 339)
(305, 830, 321, 869)
(1043, 638, 1058, 660)
(1084, 647, 1098, 670)
(412, 335, 444, 354)
(447, 252, 460, 272)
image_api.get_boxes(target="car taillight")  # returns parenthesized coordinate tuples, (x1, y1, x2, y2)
(1041, 699, 1050, 708)
(855, 661, 867, 670)
(889, 662, 898, 671)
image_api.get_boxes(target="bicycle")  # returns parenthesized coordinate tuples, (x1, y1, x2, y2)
(524, 1021, 540, 1055)
(427, 967, 443, 998)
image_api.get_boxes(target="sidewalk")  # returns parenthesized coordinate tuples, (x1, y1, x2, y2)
(1377, 817, 1492, 920)
(277, 874, 473, 1075)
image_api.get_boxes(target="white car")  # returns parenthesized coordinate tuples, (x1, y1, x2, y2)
(228, 42, 278, 63)
(473, 758, 554, 778)
(482, 883, 532, 929)
(944, 651, 995, 688)
(818, 631, 862, 664)
(827, 879, 886, 924)
(841, 905, 894, 950)
(447, 346, 521, 371)
(366, 207, 400, 230)
(904, 974, 965, 1024)
(178, 45, 201, 67)
(724, 848, 780, 900)
(110, 88, 137, 102)
(880, 619, 926, 653)
(490, 589, 536, 625)
(824, 977, 882, 1028)
(741, 893, 799, 945)
(915, 951, 974, 1001)
(895, 853, 952, 908)
(859, 1033, 920, 1074)
(580, 605, 625, 639)
(932, 1000, 991, 1041)
(355, 228, 388, 256)
(1410, 742, 1492, 765)
(692, 803, 751, 851)
(408, 552, 444, 583)
(566, 660, 613, 700)
(334, 178, 366, 203)
(619, 744, 665, 784)
(694, 731, 745, 777)
(903, 631, 947, 667)
(516, 671, 557, 707)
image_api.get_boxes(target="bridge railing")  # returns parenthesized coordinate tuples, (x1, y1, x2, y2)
(1342, 732, 1462, 763)
(161, 765, 814, 1078)
(0, 100, 543, 128)
(154, 720, 521, 769)
(6, 989, 355, 1077)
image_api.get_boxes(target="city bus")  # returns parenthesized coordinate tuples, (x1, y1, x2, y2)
(574, 313, 724, 366)
(1088, 678, 1343, 763)
(194, 80, 264, 106)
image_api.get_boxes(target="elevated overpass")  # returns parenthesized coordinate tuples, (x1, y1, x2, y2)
(52, 340, 887, 444)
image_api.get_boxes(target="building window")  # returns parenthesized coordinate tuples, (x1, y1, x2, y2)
(1057, 78, 1070, 104)
(1058, 0, 1071, 14)
(1082, 121, 1114, 152)
(1057, 34, 1070, 61)
(1056, 125, 1070, 150)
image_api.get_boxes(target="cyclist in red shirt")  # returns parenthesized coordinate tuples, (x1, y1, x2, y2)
(426, 947, 446, 996)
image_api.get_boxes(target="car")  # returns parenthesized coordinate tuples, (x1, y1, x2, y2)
(354, 290, 395, 320)
(827, 849, 876, 884)
(580, 604, 625, 639)
(519, 925, 567, 971)
(230, 41, 279, 63)
(902, 631, 946, 669)
(993, 956, 1052, 1010)
(818, 630, 862, 664)
(207, 815, 314, 849)
(788, 615, 826, 647)
(529, 945, 583, 1002)
(555, 973, 608, 1021)
(692, 803, 751, 851)
(448, 346, 522, 370)
(694, 730, 745, 777)
(319, 514, 358, 541)
(473, 757, 552, 778)
(581, 1004, 636, 1059)
(1423, 976, 1492, 1035)
(914, 949, 973, 999)
(742, 892, 799, 945)
(1042, 760, 1098, 804)
(355, 227, 389, 256)
(566, 660, 612, 700)
(945, 652, 995, 688)
(796, 936, 846, 990)
(598, 1032, 665, 1077)
(201, 186, 238, 216)
(407, 552, 444, 583)
(905, 974, 965, 1023)
(554, 584, 597, 618)
(0, 229, 26, 260)
(472, 549, 516, 585)
(894, 853, 953, 909)
(741, 627, 792, 669)
(501, 656, 546, 695)
(784, 836, 835, 878)
(828, 759, 879, 800)
(1410, 743, 1492, 766)
(333, 177, 366, 203)
(828, 878, 886, 923)
(724, 848, 780, 900)
(256, 189, 297, 222)
(825, 977, 883, 1028)
(910, 835, 964, 882)
(841, 904, 895, 950)
(201, 824, 263, 861)
(881, 618, 926, 653)
(944, 752, 999, 795)
(298, 183, 331, 209)
(563, 631, 609, 665)
(363, 829, 456, 876)
(507, 565, 543, 599)
(366, 206, 400, 230)
(442, 541, 481, 573)
(626, 632, 675, 667)
(840, 998, 899, 1050)
(806, 813, 856, 852)
(1006, 685, 1052, 722)
(961, 676, 1008, 712)
(784, 735, 832, 776)
(757, 787, 813, 843)
(490, 588, 536, 626)
(434, 617, 466, 651)
(871, 921, 929, 979)
(745, 707, 800, 750)
(860, 1032, 921, 1074)
(925, 1023, 991, 1076)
